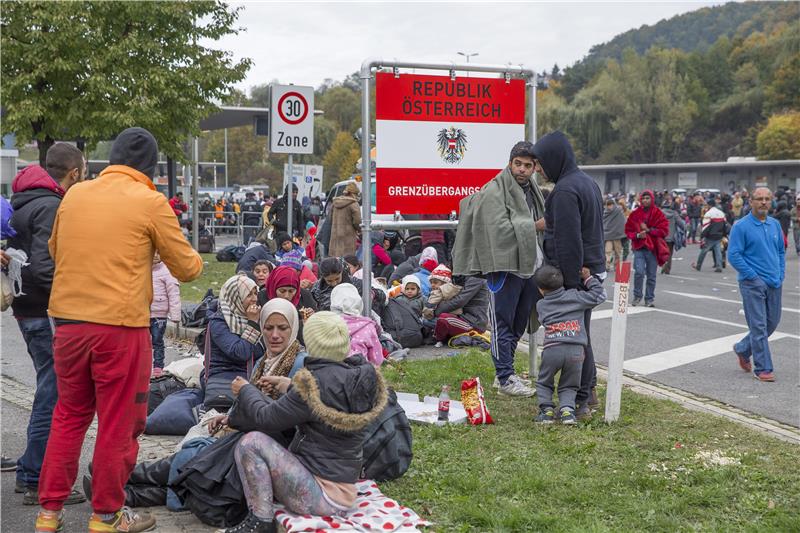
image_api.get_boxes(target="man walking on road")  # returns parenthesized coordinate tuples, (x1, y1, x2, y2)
(691, 198, 729, 273)
(7, 144, 88, 507)
(453, 141, 545, 397)
(728, 187, 785, 382)
(533, 131, 606, 417)
(35, 128, 203, 533)
(625, 190, 669, 307)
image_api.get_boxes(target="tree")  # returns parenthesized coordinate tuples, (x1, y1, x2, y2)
(322, 132, 359, 189)
(1, 1, 251, 165)
(205, 125, 266, 185)
(756, 112, 800, 160)
(317, 86, 360, 133)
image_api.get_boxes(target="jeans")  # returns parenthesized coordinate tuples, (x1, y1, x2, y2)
(633, 249, 657, 302)
(150, 318, 167, 369)
(735, 278, 782, 375)
(690, 217, 701, 240)
(696, 239, 722, 270)
(16, 317, 59, 488)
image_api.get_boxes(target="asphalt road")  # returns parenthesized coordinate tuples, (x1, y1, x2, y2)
(576, 242, 800, 427)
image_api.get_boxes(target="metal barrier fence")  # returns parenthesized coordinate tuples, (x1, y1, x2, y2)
(194, 210, 264, 251)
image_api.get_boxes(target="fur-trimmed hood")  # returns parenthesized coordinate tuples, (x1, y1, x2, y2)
(291, 355, 388, 432)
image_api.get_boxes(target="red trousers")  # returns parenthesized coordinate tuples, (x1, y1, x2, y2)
(39, 323, 151, 513)
(433, 313, 479, 341)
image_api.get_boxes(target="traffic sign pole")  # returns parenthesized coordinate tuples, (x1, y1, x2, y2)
(287, 154, 293, 238)
(605, 261, 632, 423)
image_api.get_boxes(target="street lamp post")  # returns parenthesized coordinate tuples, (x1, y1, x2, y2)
(457, 52, 479, 77)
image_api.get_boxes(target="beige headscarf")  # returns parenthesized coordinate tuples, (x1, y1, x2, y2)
(219, 273, 260, 344)
(253, 298, 303, 390)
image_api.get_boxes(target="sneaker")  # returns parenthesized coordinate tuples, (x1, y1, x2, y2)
(35, 510, 64, 533)
(631, 298, 641, 307)
(645, 300, 655, 307)
(560, 407, 578, 425)
(534, 407, 555, 424)
(493, 375, 532, 388)
(16, 479, 26, 493)
(734, 347, 752, 373)
(576, 404, 592, 421)
(24, 488, 85, 506)
(88, 507, 155, 533)
(434, 341, 444, 348)
(1, 455, 16, 472)
(222, 512, 276, 533)
(714, 268, 722, 273)
(755, 372, 775, 382)
(497, 375, 535, 397)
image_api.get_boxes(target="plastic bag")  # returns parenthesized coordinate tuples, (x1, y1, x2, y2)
(460, 377, 494, 425)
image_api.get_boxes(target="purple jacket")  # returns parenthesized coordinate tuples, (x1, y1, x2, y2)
(151, 261, 181, 321)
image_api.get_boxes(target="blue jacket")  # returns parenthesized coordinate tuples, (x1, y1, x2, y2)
(534, 131, 606, 289)
(727, 214, 785, 288)
(416, 267, 432, 297)
(206, 311, 265, 379)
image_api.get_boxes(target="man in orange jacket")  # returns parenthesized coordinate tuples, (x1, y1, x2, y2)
(35, 128, 203, 533)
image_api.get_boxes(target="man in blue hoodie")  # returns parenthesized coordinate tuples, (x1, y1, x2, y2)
(728, 187, 785, 382)
(533, 131, 606, 419)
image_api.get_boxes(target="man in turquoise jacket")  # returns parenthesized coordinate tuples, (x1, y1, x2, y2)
(728, 187, 785, 382)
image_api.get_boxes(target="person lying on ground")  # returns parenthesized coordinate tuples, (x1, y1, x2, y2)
(219, 311, 388, 533)
(330, 283, 385, 366)
(204, 273, 264, 404)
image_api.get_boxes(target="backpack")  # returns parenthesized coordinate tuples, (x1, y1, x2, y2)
(198, 233, 215, 254)
(360, 388, 413, 482)
(148, 374, 187, 415)
(382, 299, 424, 348)
(216, 245, 245, 262)
(182, 289, 216, 329)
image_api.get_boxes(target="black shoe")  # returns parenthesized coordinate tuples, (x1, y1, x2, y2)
(714, 268, 722, 273)
(23, 487, 85, 506)
(1, 455, 17, 472)
(223, 512, 276, 533)
(82, 474, 92, 502)
(646, 301, 655, 307)
(631, 298, 641, 307)
(15, 479, 26, 493)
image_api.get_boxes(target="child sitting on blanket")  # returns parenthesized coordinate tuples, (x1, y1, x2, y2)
(422, 265, 462, 321)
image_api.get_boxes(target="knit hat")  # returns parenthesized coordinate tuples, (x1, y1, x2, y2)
(401, 274, 421, 292)
(303, 311, 351, 361)
(429, 264, 452, 284)
(280, 249, 304, 271)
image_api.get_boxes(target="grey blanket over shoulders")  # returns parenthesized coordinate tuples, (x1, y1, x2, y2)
(452, 166, 545, 277)
(603, 205, 627, 241)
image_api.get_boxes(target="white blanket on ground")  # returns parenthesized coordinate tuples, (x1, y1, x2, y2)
(273, 480, 431, 532)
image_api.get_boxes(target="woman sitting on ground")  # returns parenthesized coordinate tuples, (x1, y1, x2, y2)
(86, 300, 309, 517)
(258, 265, 317, 343)
(312, 257, 386, 313)
(220, 311, 388, 533)
(204, 274, 264, 404)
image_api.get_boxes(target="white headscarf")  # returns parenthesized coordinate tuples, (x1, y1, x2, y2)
(420, 246, 438, 265)
(330, 283, 362, 317)
(259, 297, 300, 351)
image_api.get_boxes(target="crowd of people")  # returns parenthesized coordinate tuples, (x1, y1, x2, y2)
(0, 125, 794, 532)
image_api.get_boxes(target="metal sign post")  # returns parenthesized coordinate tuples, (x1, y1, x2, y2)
(605, 261, 632, 422)
(271, 84, 315, 238)
(359, 58, 537, 337)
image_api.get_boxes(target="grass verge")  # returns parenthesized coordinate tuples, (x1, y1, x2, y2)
(180, 253, 238, 303)
(379, 350, 800, 532)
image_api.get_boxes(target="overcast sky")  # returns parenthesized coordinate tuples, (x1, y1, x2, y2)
(212, 1, 723, 91)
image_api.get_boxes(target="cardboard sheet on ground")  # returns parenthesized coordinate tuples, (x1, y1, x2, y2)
(395, 392, 467, 424)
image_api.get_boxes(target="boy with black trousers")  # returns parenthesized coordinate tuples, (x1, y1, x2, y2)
(533, 265, 606, 425)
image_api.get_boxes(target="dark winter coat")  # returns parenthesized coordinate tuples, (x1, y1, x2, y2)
(602, 205, 627, 241)
(311, 270, 385, 313)
(206, 310, 265, 380)
(389, 253, 421, 285)
(432, 276, 489, 331)
(229, 355, 388, 482)
(269, 189, 304, 236)
(8, 165, 65, 318)
(534, 131, 606, 289)
(662, 206, 686, 244)
(236, 244, 276, 274)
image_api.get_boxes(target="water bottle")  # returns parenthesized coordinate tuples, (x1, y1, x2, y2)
(437, 385, 450, 424)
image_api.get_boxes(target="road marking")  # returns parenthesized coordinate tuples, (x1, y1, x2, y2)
(665, 275, 697, 281)
(647, 308, 800, 340)
(664, 290, 800, 314)
(624, 332, 790, 375)
(714, 282, 739, 288)
(591, 306, 654, 320)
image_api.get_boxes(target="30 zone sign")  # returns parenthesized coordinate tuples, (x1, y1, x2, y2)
(270, 84, 314, 154)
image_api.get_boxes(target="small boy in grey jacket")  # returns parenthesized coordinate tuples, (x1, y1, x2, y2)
(533, 265, 606, 425)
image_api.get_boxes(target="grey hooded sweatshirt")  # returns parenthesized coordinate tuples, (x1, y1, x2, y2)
(536, 276, 607, 349)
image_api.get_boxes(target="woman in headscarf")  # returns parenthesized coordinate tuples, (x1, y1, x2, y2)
(258, 265, 317, 343)
(220, 312, 388, 533)
(204, 274, 264, 404)
(330, 283, 384, 366)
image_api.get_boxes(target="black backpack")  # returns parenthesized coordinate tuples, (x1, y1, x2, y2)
(182, 289, 216, 328)
(216, 245, 245, 262)
(360, 388, 413, 482)
(147, 374, 187, 415)
(382, 299, 424, 348)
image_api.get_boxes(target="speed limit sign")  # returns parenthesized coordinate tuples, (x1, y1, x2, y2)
(270, 84, 314, 154)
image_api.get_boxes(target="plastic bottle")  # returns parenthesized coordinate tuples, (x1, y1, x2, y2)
(437, 385, 450, 424)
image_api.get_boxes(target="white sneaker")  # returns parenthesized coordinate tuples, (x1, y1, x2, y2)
(493, 374, 532, 388)
(497, 375, 535, 397)
(434, 341, 444, 348)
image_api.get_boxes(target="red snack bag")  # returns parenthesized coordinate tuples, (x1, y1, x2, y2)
(460, 377, 494, 425)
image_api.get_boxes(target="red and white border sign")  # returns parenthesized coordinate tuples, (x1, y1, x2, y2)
(375, 72, 525, 214)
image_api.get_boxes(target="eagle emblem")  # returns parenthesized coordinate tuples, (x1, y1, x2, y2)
(436, 127, 468, 164)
